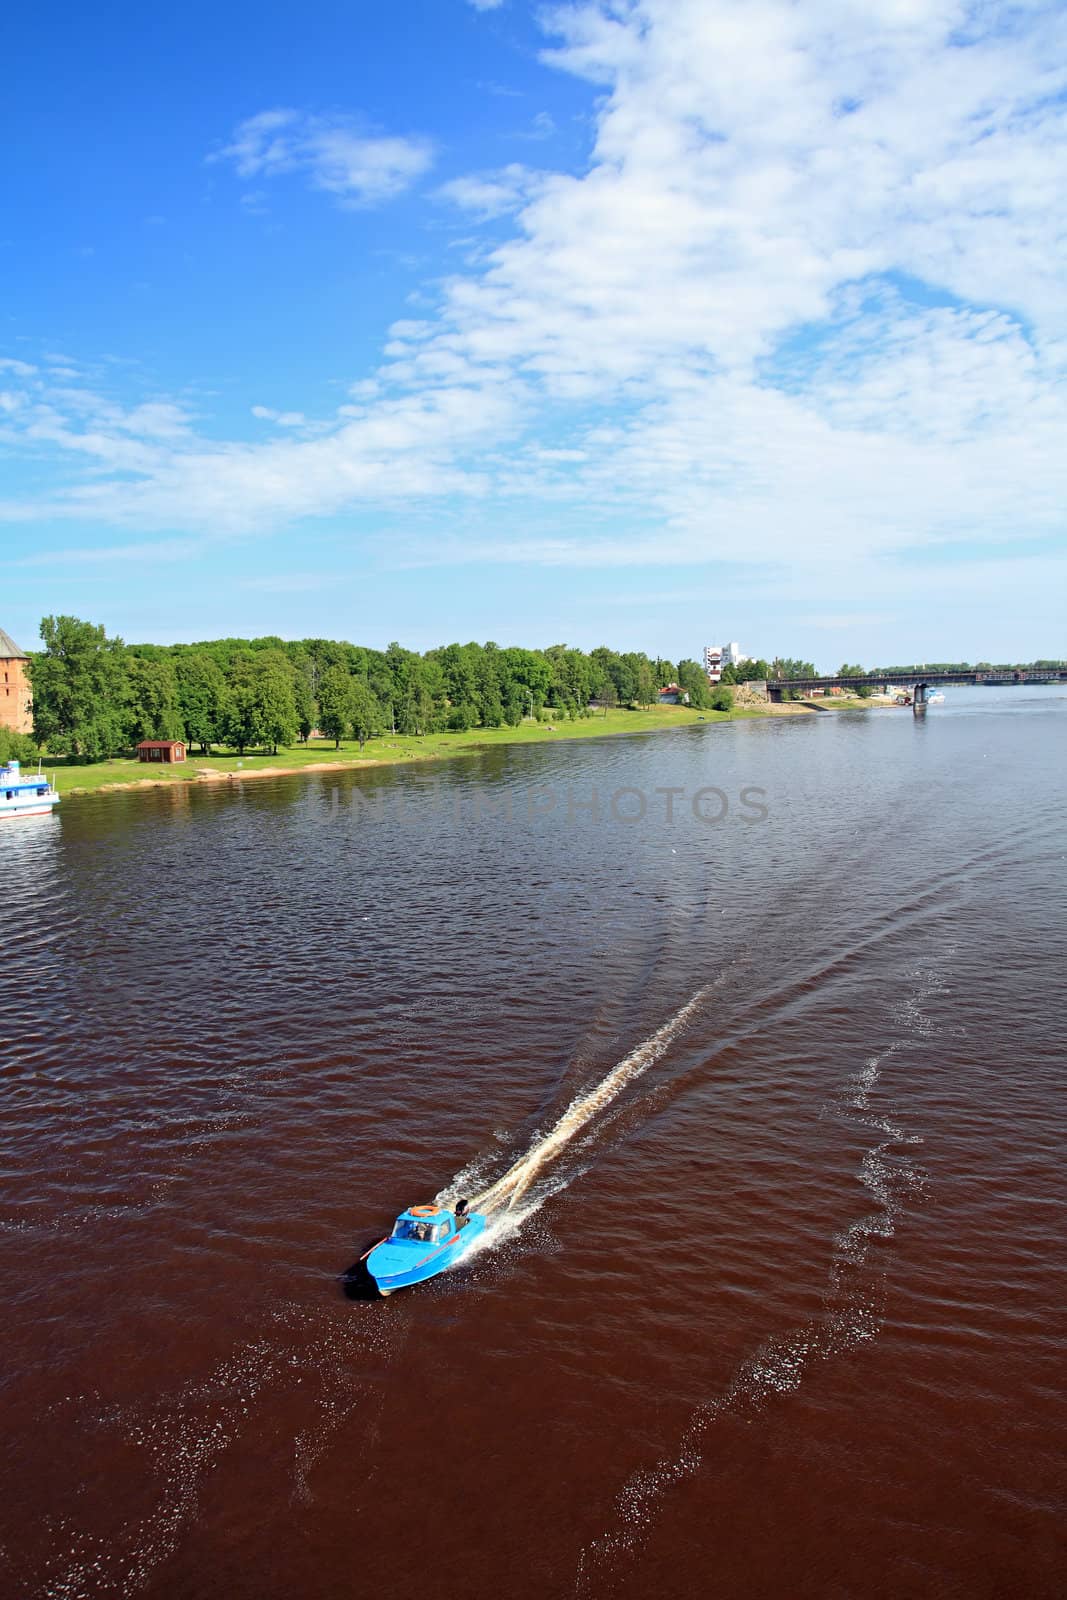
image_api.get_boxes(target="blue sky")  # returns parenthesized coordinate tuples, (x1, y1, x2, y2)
(1, 0, 1065, 669)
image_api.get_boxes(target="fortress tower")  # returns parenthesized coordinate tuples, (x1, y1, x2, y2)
(0, 628, 33, 736)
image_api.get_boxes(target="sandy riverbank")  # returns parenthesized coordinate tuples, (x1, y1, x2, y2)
(193, 760, 376, 784)
(88, 760, 376, 795)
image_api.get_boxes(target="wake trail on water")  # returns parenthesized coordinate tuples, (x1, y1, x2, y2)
(573, 951, 949, 1597)
(440, 872, 956, 1259)
(456, 982, 715, 1222)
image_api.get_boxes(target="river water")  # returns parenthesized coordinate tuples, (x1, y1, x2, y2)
(2, 687, 1064, 1599)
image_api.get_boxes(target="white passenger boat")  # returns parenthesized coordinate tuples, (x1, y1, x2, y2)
(0, 760, 60, 819)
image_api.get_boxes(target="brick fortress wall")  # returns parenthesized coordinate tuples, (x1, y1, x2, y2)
(0, 655, 33, 735)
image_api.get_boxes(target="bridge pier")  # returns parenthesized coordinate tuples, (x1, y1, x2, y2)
(913, 682, 927, 716)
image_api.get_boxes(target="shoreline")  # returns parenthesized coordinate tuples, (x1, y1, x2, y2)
(52, 701, 820, 799)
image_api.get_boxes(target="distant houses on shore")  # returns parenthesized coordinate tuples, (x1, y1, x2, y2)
(657, 683, 690, 705)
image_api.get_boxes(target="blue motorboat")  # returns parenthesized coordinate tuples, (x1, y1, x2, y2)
(364, 1200, 487, 1296)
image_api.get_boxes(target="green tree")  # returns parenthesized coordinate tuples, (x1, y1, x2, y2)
(224, 653, 268, 755)
(474, 641, 506, 725)
(29, 615, 128, 761)
(384, 640, 423, 724)
(288, 647, 316, 741)
(433, 642, 478, 710)
(502, 646, 552, 714)
(591, 646, 638, 706)
(124, 654, 182, 745)
(594, 676, 618, 713)
(677, 659, 712, 709)
(481, 693, 504, 727)
(223, 651, 297, 755)
(447, 702, 476, 731)
(317, 664, 353, 748)
(256, 650, 299, 754)
(545, 644, 593, 709)
(389, 656, 440, 736)
(175, 652, 228, 753)
(629, 654, 656, 708)
(349, 680, 380, 750)
(0, 726, 38, 764)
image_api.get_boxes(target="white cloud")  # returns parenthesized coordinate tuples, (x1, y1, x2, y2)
(3, 0, 1066, 581)
(0, 366, 518, 531)
(211, 109, 433, 206)
(438, 164, 540, 218)
(252, 405, 308, 427)
(417, 0, 1067, 396)
(525, 111, 556, 140)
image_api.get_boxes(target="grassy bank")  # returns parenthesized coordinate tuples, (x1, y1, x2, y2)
(46, 700, 802, 797)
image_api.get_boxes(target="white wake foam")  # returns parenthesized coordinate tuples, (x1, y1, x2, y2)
(462, 984, 712, 1219)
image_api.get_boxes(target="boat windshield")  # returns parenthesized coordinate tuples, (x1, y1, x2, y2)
(392, 1219, 447, 1243)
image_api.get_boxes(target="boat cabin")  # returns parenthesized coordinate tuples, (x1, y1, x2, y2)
(0, 759, 60, 819)
(391, 1204, 463, 1245)
(3, 774, 51, 800)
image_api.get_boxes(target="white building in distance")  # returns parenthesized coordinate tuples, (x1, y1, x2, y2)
(704, 642, 749, 682)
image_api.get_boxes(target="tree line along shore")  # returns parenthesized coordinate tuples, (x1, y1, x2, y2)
(3, 616, 777, 792)
(14, 618, 1043, 799)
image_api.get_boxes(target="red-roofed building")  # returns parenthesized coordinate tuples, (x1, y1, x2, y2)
(136, 739, 187, 763)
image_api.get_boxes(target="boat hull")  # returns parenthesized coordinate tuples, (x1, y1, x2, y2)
(367, 1213, 487, 1295)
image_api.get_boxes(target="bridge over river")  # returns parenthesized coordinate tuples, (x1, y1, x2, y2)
(763, 666, 1067, 713)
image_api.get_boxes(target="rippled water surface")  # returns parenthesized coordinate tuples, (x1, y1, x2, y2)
(2, 688, 1065, 1599)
